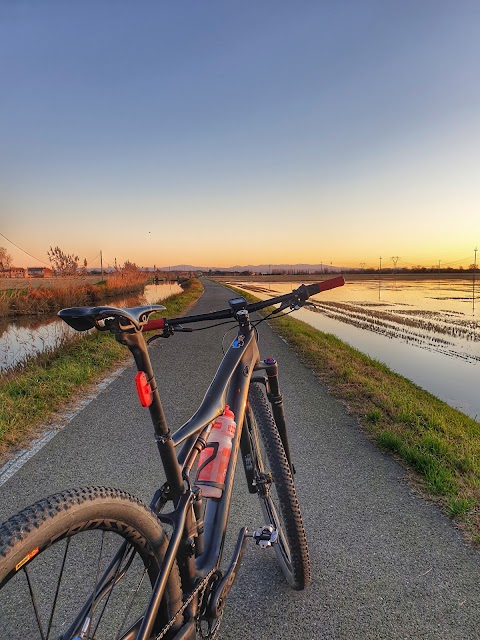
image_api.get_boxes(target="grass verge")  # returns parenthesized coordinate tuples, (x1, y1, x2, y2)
(234, 287, 480, 542)
(0, 278, 203, 462)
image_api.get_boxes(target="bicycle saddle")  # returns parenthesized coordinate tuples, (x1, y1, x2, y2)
(58, 304, 166, 332)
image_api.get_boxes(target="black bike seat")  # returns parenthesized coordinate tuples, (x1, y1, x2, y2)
(58, 304, 166, 332)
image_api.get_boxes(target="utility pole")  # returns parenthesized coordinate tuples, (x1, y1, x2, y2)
(391, 256, 400, 274)
(100, 250, 103, 281)
(378, 256, 382, 301)
(474, 247, 478, 312)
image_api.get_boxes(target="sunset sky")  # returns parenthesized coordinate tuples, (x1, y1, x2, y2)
(1, 2, 479, 270)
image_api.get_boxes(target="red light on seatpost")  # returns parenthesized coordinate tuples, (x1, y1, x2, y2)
(135, 371, 153, 407)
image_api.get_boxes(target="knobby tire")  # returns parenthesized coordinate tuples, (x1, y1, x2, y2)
(0, 487, 183, 639)
(246, 382, 311, 590)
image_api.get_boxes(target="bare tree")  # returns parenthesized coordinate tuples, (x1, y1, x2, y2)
(122, 260, 140, 273)
(47, 246, 80, 276)
(0, 246, 13, 271)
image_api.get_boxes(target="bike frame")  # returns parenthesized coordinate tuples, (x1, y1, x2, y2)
(114, 307, 273, 640)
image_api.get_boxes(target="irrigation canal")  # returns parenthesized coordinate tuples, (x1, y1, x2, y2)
(233, 277, 480, 420)
(0, 282, 182, 371)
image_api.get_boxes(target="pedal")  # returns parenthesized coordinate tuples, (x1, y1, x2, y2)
(252, 524, 278, 548)
(252, 472, 273, 487)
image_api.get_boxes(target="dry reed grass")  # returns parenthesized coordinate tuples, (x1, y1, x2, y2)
(0, 273, 147, 317)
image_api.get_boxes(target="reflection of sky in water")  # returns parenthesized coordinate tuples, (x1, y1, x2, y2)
(233, 279, 480, 420)
(0, 283, 181, 371)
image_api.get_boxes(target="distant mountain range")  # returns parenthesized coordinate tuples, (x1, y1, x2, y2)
(155, 263, 344, 273)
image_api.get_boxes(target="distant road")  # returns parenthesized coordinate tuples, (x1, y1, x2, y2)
(1, 279, 480, 638)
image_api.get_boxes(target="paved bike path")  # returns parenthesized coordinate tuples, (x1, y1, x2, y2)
(2, 279, 480, 639)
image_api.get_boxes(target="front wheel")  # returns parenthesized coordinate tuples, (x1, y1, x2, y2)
(245, 382, 311, 590)
(0, 487, 183, 639)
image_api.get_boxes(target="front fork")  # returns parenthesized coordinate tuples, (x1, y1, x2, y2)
(240, 357, 295, 492)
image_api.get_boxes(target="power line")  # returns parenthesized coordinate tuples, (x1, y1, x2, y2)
(399, 255, 472, 267)
(87, 252, 101, 265)
(0, 231, 50, 267)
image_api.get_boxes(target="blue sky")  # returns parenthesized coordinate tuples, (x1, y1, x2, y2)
(1, 1, 479, 269)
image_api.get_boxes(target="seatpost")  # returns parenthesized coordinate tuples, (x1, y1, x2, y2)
(115, 331, 185, 500)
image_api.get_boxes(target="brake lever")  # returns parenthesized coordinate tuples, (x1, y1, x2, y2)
(272, 301, 290, 314)
(272, 297, 302, 314)
(146, 324, 193, 344)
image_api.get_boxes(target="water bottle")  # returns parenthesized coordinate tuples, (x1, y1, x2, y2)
(196, 406, 237, 498)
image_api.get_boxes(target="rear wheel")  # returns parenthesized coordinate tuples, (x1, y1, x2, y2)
(246, 382, 311, 590)
(0, 487, 183, 639)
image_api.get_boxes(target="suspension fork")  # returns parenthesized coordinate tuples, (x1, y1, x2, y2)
(253, 358, 295, 475)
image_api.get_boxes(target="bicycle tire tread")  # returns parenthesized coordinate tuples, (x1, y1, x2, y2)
(0, 486, 183, 636)
(249, 382, 311, 590)
(0, 487, 161, 560)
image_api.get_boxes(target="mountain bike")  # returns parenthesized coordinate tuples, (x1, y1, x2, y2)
(0, 276, 345, 640)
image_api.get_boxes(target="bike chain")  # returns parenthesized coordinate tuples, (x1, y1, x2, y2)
(154, 568, 218, 640)
(200, 613, 224, 640)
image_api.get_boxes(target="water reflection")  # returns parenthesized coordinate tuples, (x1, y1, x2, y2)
(0, 282, 181, 372)
(231, 277, 480, 420)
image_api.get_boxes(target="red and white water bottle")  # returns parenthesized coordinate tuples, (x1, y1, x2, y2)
(196, 406, 237, 498)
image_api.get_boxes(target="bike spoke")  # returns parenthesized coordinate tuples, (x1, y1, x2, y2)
(90, 541, 135, 639)
(93, 543, 131, 639)
(85, 530, 106, 638)
(46, 537, 71, 640)
(114, 561, 149, 640)
(24, 565, 47, 640)
(87, 539, 149, 640)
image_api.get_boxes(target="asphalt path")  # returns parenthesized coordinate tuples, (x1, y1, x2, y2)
(2, 279, 480, 639)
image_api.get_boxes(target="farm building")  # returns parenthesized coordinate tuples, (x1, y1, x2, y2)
(27, 267, 53, 277)
(0, 267, 28, 278)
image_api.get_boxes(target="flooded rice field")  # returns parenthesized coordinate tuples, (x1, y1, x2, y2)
(232, 277, 480, 420)
(0, 282, 181, 372)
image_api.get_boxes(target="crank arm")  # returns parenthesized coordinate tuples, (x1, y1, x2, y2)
(206, 527, 248, 619)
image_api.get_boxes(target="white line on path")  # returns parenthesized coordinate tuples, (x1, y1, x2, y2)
(0, 365, 128, 488)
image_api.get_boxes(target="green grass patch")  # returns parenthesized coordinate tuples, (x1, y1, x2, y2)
(0, 278, 203, 460)
(228, 285, 480, 539)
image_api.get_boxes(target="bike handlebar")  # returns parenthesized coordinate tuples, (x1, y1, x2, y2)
(142, 276, 345, 332)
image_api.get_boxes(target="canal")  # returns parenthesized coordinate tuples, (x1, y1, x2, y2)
(232, 277, 480, 420)
(0, 282, 181, 371)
